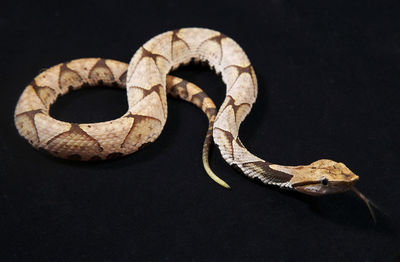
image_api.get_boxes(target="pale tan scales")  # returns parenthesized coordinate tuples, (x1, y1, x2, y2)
(15, 28, 375, 218)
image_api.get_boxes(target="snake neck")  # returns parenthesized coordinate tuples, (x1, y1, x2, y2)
(209, 93, 293, 189)
(235, 161, 294, 189)
(212, 124, 293, 188)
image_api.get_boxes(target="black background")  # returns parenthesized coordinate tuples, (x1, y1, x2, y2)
(1, 1, 400, 261)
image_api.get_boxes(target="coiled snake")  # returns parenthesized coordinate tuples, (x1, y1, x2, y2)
(14, 28, 375, 219)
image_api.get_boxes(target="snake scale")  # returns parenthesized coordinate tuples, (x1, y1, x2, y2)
(15, 28, 375, 218)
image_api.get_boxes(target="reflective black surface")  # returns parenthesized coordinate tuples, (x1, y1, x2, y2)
(1, 1, 399, 261)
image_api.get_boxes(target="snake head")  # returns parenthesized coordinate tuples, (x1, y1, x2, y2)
(270, 159, 359, 195)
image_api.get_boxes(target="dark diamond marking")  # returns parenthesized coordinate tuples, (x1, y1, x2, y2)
(128, 84, 165, 117)
(121, 114, 162, 148)
(224, 95, 251, 123)
(59, 63, 83, 91)
(168, 79, 189, 100)
(224, 64, 256, 96)
(171, 29, 191, 60)
(89, 58, 115, 81)
(191, 91, 207, 107)
(30, 80, 57, 107)
(119, 70, 127, 85)
(46, 124, 103, 153)
(129, 47, 170, 82)
(15, 109, 44, 143)
(198, 33, 227, 65)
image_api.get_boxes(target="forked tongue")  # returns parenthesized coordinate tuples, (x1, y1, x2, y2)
(351, 186, 378, 223)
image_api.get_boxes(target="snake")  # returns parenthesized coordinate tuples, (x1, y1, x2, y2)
(14, 28, 375, 219)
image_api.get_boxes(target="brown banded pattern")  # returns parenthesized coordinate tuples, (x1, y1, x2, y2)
(16, 28, 361, 200)
(15, 57, 218, 164)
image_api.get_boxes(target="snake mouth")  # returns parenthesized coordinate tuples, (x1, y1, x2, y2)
(292, 180, 357, 196)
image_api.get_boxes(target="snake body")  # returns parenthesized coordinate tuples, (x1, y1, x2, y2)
(16, 28, 367, 199)
(15, 58, 215, 160)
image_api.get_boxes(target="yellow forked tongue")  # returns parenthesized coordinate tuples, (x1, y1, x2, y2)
(351, 186, 377, 223)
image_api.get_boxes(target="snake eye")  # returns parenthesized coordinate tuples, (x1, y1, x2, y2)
(321, 177, 329, 185)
